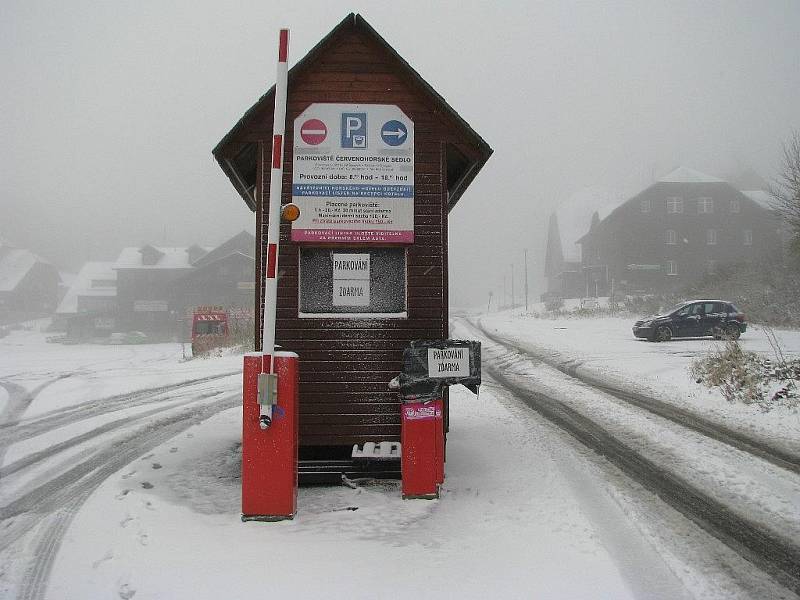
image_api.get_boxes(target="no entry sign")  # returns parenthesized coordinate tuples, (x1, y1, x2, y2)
(300, 119, 327, 145)
(291, 103, 414, 244)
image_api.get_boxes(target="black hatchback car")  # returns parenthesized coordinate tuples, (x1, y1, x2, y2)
(633, 300, 747, 342)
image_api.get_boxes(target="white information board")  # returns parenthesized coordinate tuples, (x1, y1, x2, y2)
(291, 103, 414, 244)
(332, 253, 370, 307)
(427, 347, 470, 378)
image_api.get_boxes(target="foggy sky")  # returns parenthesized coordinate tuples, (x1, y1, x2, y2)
(2, 0, 799, 307)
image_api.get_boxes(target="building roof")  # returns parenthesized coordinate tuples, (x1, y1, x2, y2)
(213, 13, 492, 213)
(0, 248, 38, 292)
(552, 187, 619, 263)
(56, 262, 117, 314)
(657, 166, 724, 184)
(192, 231, 254, 268)
(113, 247, 210, 270)
(741, 190, 775, 211)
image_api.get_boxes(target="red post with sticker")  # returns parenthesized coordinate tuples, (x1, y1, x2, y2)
(400, 399, 444, 499)
(242, 351, 299, 520)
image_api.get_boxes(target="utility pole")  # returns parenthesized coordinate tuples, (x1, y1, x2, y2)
(487, 291, 493, 313)
(511, 263, 515, 309)
(524, 249, 529, 312)
(503, 275, 507, 309)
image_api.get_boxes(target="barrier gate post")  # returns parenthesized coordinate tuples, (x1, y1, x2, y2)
(242, 351, 299, 520)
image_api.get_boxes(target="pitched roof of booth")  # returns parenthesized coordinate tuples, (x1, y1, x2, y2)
(213, 13, 492, 212)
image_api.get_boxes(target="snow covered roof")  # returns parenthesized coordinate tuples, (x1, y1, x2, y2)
(741, 190, 775, 211)
(57, 262, 117, 314)
(657, 166, 724, 184)
(0, 248, 38, 292)
(555, 188, 620, 262)
(113, 246, 210, 270)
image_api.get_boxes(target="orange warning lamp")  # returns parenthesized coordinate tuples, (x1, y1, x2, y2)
(281, 203, 301, 222)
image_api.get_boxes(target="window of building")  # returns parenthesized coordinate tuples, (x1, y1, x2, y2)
(666, 260, 678, 275)
(666, 197, 683, 214)
(640, 198, 651, 213)
(730, 198, 741, 213)
(697, 197, 714, 214)
(298, 247, 407, 318)
(743, 229, 753, 246)
(665, 229, 677, 245)
(91, 279, 115, 288)
(706, 229, 717, 245)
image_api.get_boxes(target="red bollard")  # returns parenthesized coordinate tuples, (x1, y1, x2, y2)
(401, 399, 443, 499)
(241, 351, 299, 520)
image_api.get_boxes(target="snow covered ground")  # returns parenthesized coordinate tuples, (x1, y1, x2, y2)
(476, 309, 800, 456)
(1, 321, 798, 599)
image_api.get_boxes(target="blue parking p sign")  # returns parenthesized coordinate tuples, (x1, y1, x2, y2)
(341, 113, 367, 148)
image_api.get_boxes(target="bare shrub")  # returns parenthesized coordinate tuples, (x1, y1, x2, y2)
(691, 333, 799, 411)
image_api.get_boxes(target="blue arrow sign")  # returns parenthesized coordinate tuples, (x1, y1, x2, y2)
(381, 120, 408, 146)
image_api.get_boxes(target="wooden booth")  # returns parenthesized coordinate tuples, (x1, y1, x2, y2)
(213, 14, 491, 476)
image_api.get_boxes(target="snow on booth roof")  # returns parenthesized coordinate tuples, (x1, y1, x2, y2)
(113, 246, 211, 270)
(657, 166, 724, 184)
(56, 262, 117, 314)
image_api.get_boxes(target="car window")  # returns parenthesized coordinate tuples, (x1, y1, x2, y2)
(677, 306, 691, 317)
(703, 302, 716, 314)
(668, 302, 690, 315)
(691, 303, 705, 315)
(711, 302, 724, 314)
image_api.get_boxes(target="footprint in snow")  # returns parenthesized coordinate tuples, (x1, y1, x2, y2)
(151, 463, 162, 469)
(92, 550, 113, 569)
(118, 583, 136, 599)
(141, 482, 154, 489)
(170, 447, 178, 453)
(120, 516, 135, 528)
(116, 489, 130, 500)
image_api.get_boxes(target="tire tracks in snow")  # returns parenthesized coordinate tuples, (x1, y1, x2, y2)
(461, 317, 800, 594)
(3, 392, 241, 600)
(0, 375, 74, 471)
(472, 318, 800, 475)
(0, 371, 239, 446)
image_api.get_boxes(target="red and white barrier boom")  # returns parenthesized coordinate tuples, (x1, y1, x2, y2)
(260, 27, 290, 428)
(241, 28, 299, 521)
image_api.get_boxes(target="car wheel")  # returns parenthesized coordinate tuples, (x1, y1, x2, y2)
(726, 324, 741, 340)
(711, 325, 724, 340)
(655, 325, 672, 342)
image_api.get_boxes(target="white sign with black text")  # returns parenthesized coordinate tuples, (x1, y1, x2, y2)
(427, 347, 470, 378)
(332, 253, 370, 307)
(291, 103, 415, 244)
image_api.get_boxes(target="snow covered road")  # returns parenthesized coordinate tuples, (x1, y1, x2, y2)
(465, 312, 800, 595)
(1, 322, 798, 599)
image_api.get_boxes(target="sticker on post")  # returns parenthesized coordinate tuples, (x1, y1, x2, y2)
(403, 405, 442, 420)
(427, 347, 469, 378)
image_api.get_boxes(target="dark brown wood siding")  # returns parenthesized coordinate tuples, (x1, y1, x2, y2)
(230, 28, 479, 447)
